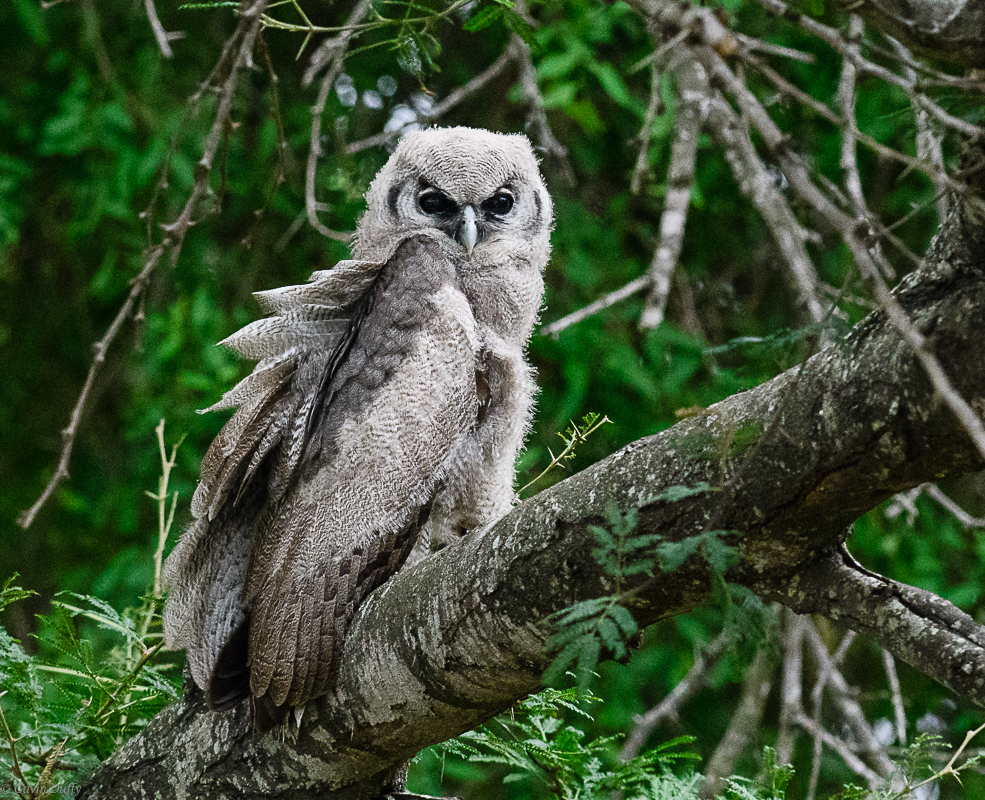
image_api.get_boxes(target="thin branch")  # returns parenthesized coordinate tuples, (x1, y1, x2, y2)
(795, 713, 883, 787)
(630, 61, 666, 194)
(806, 629, 856, 800)
(734, 32, 816, 63)
(540, 275, 649, 337)
(18, 256, 158, 530)
(700, 650, 773, 799)
(804, 622, 896, 778)
(889, 36, 950, 224)
(776, 611, 806, 766)
(753, 0, 985, 93)
(882, 649, 907, 746)
(639, 58, 707, 329)
(428, 47, 515, 121)
(304, 0, 371, 241)
(144, 0, 177, 58)
(509, 35, 574, 183)
(906, 722, 985, 794)
(345, 46, 515, 155)
(682, 27, 985, 457)
(740, 45, 965, 196)
(704, 90, 827, 324)
(837, 15, 867, 218)
(620, 632, 729, 760)
(835, 15, 895, 283)
(924, 484, 985, 529)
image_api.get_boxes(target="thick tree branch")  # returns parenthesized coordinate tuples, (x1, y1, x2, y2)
(757, 548, 985, 704)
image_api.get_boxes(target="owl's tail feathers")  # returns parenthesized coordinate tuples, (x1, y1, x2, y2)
(252, 693, 291, 733)
(207, 616, 251, 711)
(206, 614, 292, 732)
(206, 614, 293, 733)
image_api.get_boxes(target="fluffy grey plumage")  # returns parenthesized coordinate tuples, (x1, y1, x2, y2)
(162, 127, 553, 730)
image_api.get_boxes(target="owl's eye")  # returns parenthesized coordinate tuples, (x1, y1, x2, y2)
(482, 192, 514, 216)
(418, 190, 457, 216)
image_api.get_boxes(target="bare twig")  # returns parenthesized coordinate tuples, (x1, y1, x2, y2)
(144, 0, 178, 58)
(700, 650, 773, 799)
(806, 629, 856, 800)
(509, 35, 574, 183)
(18, 257, 158, 530)
(304, 0, 370, 241)
(925, 484, 985, 529)
(835, 15, 894, 283)
(738, 45, 964, 196)
(889, 37, 950, 224)
(686, 26, 985, 457)
(147, 420, 184, 600)
(621, 632, 729, 760)
(905, 722, 985, 795)
(639, 58, 707, 329)
(776, 612, 806, 765)
(428, 47, 515, 122)
(753, 0, 985, 94)
(882, 649, 907, 746)
(796, 713, 883, 787)
(345, 46, 515, 155)
(805, 624, 896, 778)
(837, 15, 866, 218)
(705, 90, 827, 324)
(734, 33, 816, 63)
(630, 61, 666, 194)
(540, 276, 649, 337)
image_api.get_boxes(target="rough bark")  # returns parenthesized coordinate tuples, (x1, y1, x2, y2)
(78, 184, 985, 797)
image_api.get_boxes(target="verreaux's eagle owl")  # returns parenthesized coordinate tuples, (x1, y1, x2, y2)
(162, 127, 553, 730)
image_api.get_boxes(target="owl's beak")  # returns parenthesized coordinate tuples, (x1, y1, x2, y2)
(458, 206, 478, 256)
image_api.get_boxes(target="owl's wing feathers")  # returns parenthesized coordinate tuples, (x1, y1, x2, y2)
(165, 234, 480, 728)
(163, 254, 390, 693)
(184, 256, 387, 527)
(242, 234, 479, 725)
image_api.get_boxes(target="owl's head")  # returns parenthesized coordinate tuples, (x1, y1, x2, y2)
(353, 127, 553, 268)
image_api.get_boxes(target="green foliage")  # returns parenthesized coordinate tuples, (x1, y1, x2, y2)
(418, 687, 701, 800)
(545, 493, 773, 688)
(720, 747, 795, 800)
(0, 583, 179, 788)
(0, 425, 183, 790)
(414, 707, 983, 799)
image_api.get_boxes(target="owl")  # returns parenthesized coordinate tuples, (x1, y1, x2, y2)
(162, 127, 553, 731)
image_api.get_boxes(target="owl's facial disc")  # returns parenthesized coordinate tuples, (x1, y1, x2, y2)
(416, 184, 519, 256)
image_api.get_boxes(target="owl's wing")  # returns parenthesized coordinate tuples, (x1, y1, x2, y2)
(163, 234, 479, 729)
(162, 254, 386, 692)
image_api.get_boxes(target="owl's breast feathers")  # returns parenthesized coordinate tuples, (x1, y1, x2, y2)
(162, 233, 483, 730)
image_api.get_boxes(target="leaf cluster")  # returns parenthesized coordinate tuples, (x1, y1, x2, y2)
(545, 494, 774, 689)
(421, 687, 701, 799)
(0, 579, 179, 791)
